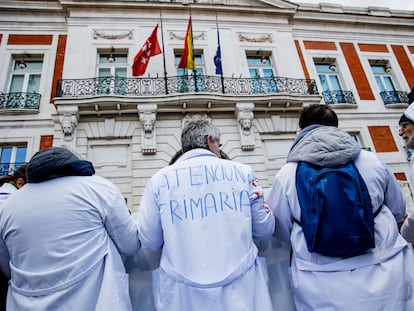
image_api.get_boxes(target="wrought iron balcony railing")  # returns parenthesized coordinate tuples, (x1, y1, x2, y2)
(0, 92, 41, 111)
(56, 75, 318, 98)
(0, 162, 26, 177)
(322, 90, 356, 105)
(380, 91, 409, 105)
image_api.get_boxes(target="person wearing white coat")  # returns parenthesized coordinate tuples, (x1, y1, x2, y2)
(0, 165, 26, 311)
(136, 118, 275, 311)
(0, 147, 141, 311)
(267, 104, 414, 310)
(399, 96, 414, 243)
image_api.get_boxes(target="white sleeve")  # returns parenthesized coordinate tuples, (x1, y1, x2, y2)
(401, 215, 414, 244)
(266, 169, 294, 243)
(249, 169, 275, 239)
(136, 179, 164, 252)
(102, 182, 141, 256)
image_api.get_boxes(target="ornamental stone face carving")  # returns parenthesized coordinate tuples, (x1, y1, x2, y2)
(59, 114, 78, 142)
(236, 103, 255, 150)
(138, 104, 158, 154)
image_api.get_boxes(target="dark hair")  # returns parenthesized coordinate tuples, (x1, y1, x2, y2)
(299, 104, 338, 129)
(0, 164, 27, 187)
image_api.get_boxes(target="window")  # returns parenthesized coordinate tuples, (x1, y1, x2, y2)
(97, 52, 128, 95)
(315, 61, 347, 104)
(174, 51, 205, 92)
(0, 145, 27, 176)
(247, 54, 276, 94)
(371, 62, 397, 104)
(350, 134, 371, 151)
(8, 59, 42, 109)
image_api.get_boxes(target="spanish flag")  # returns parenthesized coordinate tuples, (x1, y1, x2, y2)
(178, 17, 196, 70)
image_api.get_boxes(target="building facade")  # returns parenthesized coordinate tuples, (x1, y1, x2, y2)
(0, 0, 413, 212)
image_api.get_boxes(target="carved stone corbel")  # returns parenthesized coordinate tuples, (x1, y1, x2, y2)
(235, 103, 255, 151)
(138, 104, 157, 154)
(57, 106, 79, 142)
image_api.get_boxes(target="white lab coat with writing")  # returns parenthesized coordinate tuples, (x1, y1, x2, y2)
(137, 148, 275, 311)
(267, 126, 414, 310)
(0, 175, 141, 311)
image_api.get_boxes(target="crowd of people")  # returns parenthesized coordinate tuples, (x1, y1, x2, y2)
(1, 104, 414, 310)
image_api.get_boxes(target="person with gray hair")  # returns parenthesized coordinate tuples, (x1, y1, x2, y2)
(136, 118, 275, 311)
(399, 92, 414, 243)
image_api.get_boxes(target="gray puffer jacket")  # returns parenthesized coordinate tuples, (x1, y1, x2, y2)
(287, 124, 361, 167)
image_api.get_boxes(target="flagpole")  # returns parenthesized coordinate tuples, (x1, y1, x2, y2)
(189, 7, 198, 92)
(160, 10, 168, 94)
(215, 12, 225, 94)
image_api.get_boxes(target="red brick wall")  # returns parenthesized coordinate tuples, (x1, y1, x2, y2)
(39, 135, 53, 150)
(358, 44, 389, 53)
(294, 40, 310, 80)
(50, 35, 67, 103)
(7, 34, 53, 45)
(303, 41, 337, 50)
(368, 126, 398, 152)
(391, 45, 414, 88)
(340, 42, 374, 100)
(394, 172, 407, 181)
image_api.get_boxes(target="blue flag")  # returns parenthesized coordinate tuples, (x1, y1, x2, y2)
(214, 29, 223, 75)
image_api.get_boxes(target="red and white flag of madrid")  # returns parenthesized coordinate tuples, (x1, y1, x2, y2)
(132, 24, 162, 76)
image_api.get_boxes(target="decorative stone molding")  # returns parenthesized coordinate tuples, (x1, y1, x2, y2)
(93, 30, 133, 40)
(181, 113, 210, 129)
(138, 103, 157, 154)
(169, 31, 206, 41)
(57, 105, 79, 142)
(236, 103, 255, 151)
(238, 33, 273, 43)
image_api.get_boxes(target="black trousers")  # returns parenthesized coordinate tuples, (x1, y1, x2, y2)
(0, 272, 7, 311)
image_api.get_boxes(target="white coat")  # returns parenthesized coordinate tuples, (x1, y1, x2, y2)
(401, 158, 414, 243)
(0, 183, 18, 207)
(137, 148, 275, 311)
(0, 175, 141, 311)
(267, 126, 414, 310)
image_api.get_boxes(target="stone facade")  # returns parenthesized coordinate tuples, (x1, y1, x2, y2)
(0, 0, 413, 212)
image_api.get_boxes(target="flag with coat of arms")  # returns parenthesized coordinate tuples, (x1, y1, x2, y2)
(132, 24, 162, 76)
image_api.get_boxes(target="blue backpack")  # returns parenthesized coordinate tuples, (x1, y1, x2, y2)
(295, 161, 380, 257)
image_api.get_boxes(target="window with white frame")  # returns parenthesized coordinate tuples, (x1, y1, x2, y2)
(246, 53, 276, 94)
(97, 51, 128, 95)
(9, 59, 42, 94)
(7, 58, 42, 109)
(349, 133, 371, 151)
(0, 145, 27, 176)
(315, 60, 348, 104)
(174, 50, 205, 92)
(370, 61, 398, 104)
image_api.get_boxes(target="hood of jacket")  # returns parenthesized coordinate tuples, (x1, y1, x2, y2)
(287, 125, 361, 167)
(26, 147, 95, 183)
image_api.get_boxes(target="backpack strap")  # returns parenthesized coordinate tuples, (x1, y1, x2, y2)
(373, 205, 383, 218)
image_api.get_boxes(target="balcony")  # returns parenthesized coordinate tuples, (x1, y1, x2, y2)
(56, 75, 318, 98)
(322, 90, 356, 105)
(380, 91, 410, 105)
(0, 162, 26, 177)
(0, 92, 41, 113)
